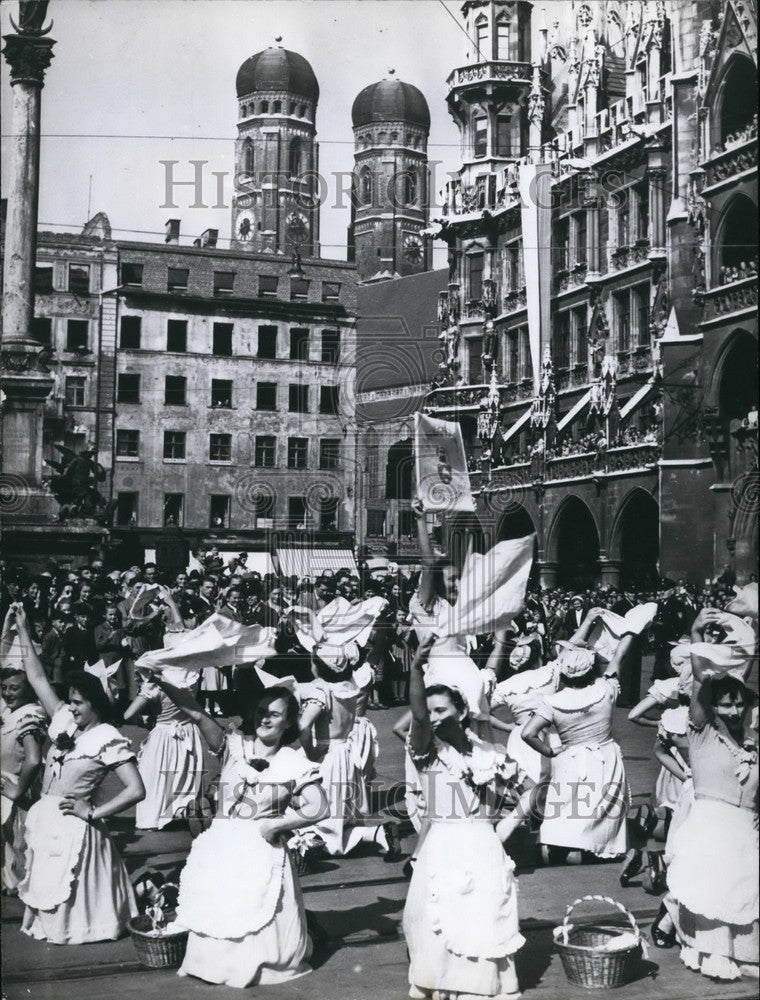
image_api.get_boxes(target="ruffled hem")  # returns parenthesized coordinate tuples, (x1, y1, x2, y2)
(176, 819, 287, 939)
(681, 947, 743, 981)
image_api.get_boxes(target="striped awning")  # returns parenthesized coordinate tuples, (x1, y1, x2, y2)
(557, 388, 593, 432)
(501, 406, 532, 445)
(276, 548, 358, 579)
(620, 376, 657, 420)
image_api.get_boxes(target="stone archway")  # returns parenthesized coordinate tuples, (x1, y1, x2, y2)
(610, 488, 660, 591)
(447, 510, 487, 575)
(548, 496, 600, 590)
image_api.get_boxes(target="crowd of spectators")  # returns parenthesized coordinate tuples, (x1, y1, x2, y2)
(713, 113, 757, 155)
(3, 541, 753, 717)
(719, 256, 758, 285)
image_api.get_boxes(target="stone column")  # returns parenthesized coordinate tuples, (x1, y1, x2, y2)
(1, 7, 57, 520)
(538, 560, 558, 589)
(647, 143, 667, 259)
(584, 173, 601, 280)
(599, 557, 621, 588)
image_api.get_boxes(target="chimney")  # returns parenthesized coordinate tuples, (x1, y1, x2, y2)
(165, 219, 180, 244)
(201, 228, 218, 248)
(192, 238, 202, 247)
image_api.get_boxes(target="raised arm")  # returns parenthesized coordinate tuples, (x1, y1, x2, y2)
(628, 693, 663, 727)
(5, 605, 62, 719)
(568, 607, 604, 644)
(688, 652, 713, 730)
(408, 634, 435, 757)
(412, 497, 436, 610)
(606, 633, 636, 679)
(690, 606, 723, 644)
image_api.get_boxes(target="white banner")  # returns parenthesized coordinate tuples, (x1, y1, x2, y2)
(414, 412, 475, 513)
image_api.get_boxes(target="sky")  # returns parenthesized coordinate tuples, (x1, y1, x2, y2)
(0, 0, 565, 266)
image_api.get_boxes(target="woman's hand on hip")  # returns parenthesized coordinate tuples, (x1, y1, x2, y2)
(59, 797, 90, 821)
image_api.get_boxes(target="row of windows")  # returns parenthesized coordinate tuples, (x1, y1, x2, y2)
(366, 508, 416, 539)
(119, 317, 340, 361)
(119, 262, 340, 303)
(239, 99, 309, 118)
(115, 430, 341, 468)
(35, 263, 92, 296)
(116, 374, 339, 414)
(115, 491, 338, 531)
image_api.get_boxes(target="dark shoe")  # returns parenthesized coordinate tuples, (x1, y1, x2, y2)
(402, 857, 415, 880)
(382, 821, 402, 862)
(643, 850, 667, 895)
(650, 905, 676, 948)
(620, 849, 644, 887)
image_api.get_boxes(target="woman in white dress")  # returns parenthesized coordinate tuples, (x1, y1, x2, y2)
(1, 667, 45, 893)
(165, 680, 328, 988)
(298, 644, 400, 859)
(403, 635, 524, 999)
(655, 609, 758, 981)
(9, 604, 145, 944)
(521, 619, 632, 861)
(123, 673, 204, 830)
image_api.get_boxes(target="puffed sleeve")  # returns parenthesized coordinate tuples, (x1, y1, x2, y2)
(15, 705, 47, 743)
(98, 726, 137, 768)
(648, 676, 679, 705)
(532, 696, 555, 724)
(602, 675, 621, 700)
(405, 732, 436, 769)
(297, 681, 328, 715)
(291, 758, 323, 796)
(47, 703, 76, 741)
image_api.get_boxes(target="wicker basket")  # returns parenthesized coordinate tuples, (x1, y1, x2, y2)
(554, 894, 645, 990)
(128, 884, 188, 969)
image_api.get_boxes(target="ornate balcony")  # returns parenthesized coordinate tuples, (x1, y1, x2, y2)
(470, 443, 661, 493)
(700, 276, 758, 323)
(703, 134, 757, 189)
(609, 240, 651, 272)
(447, 61, 532, 92)
(502, 287, 527, 313)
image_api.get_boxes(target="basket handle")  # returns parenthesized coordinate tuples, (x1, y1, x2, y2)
(560, 894, 641, 945)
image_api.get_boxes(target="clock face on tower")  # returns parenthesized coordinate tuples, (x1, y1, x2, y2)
(237, 210, 255, 242)
(403, 233, 423, 265)
(286, 211, 309, 243)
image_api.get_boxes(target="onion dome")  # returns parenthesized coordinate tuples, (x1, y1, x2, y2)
(236, 47, 319, 101)
(351, 78, 430, 130)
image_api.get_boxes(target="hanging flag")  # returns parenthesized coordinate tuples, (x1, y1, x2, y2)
(414, 412, 474, 513)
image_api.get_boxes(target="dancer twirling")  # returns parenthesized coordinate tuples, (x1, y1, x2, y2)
(167, 680, 328, 988)
(655, 608, 758, 981)
(521, 614, 632, 861)
(403, 634, 524, 999)
(9, 605, 145, 944)
(1, 666, 45, 893)
(123, 671, 204, 831)
(297, 643, 400, 859)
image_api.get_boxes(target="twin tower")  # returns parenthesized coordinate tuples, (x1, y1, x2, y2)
(231, 43, 430, 280)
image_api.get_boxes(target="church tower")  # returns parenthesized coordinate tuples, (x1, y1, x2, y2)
(447, 1, 538, 188)
(232, 42, 320, 255)
(348, 73, 431, 280)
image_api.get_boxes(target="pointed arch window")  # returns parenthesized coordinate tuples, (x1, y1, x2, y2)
(289, 138, 302, 178)
(475, 15, 489, 60)
(496, 15, 510, 59)
(360, 166, 373, 206)
(243, 138, 255, 176)
(404, 168, 418, 206)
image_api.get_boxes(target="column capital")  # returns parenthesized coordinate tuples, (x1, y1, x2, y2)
(2, 32, 55, 86)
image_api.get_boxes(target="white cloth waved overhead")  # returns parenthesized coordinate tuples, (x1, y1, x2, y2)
(290, 596, 389, 652)
(135, 613, 276, 674)
(444, 535, 534, 639)
(582, 603, 658, 663)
